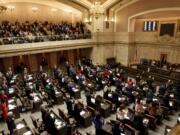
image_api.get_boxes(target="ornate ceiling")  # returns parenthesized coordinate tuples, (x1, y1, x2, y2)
(87, 0, 108, 4)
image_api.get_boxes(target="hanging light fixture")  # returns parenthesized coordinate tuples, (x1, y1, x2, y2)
(90, 0, 104, 19)
(0, 0, 7, 13)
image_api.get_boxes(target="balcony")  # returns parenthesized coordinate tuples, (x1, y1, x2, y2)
(0, 34, 94, 57)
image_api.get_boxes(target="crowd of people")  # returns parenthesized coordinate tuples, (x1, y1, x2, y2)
(0, 21, 91, 45)
(0, 58, 179, 135)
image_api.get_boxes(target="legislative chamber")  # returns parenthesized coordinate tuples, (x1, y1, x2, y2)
(0, 0, 180, 135)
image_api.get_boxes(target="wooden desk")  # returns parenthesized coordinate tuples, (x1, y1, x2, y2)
(31, 93, 42, 112)
(71, 88, 81, 99)
(50, 111, 67, 135)
(101, 123, 113, 135)
(55, 91, 64, 105)
(14, 119, 34, 135)
(168, 124, 180, 135)
(8, 99, 20, 119)
(100, 102, 111, 118)
(80, 110, 92, 127)
(8, 88, 16, 98)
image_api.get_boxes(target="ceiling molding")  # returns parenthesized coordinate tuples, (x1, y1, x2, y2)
(4, 0, 90, 14)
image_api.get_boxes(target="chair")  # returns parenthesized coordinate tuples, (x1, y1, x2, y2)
(124, 124, 139, 135)
(164, 125, 172, 135)
(58, 108, 76, 125)
(31, 116, 44, 133)
(145, 114, 157, 130)
(87, 106, 95, 117)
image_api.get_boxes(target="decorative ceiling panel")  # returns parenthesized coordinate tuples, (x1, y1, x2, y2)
(87, 0, 108, 4)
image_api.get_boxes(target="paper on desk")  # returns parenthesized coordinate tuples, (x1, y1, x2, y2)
(72, 88, 78, 92)
(16, 123, 25, 129)
(9, 88, 14, 94)
(108, 93, 112, 97)
(91, 98, 95, 103)
(23, 131, 32, 135)
(8, 99, 14, 104)
(34, 96, 40, 102)
(80, 110, 85, 116)
(8, 104, 16, 110)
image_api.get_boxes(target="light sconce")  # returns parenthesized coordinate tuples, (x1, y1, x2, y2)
(84, 17, 92, 25)
(32, 7, 38, 12)
(7, 5, 15, 11)
(51, 8, 57, 12)
(104, 16, 114, 22)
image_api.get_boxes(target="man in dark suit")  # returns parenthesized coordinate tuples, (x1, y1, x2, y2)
(6, 112, 16, 135)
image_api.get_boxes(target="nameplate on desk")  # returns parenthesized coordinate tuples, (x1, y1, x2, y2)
(23, 131, 32, 135)
(16, 123, 25, 130)
(80, 110, 86, 116)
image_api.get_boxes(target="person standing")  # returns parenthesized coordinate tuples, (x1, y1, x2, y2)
(93, 112, 104, 135)
(0, 100, 9, 121)
(6, 112, 16, 135)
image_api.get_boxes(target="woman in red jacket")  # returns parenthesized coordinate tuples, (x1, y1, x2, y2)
(0, 100, 9, 121)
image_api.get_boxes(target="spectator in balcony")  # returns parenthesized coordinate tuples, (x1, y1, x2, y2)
(0, 21, 91, 45)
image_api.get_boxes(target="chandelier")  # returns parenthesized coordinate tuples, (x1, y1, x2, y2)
(0, 0, 7, 13)
(90, 1, 104, 19)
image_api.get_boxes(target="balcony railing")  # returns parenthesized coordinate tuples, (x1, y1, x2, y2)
(0, 33, 92, 45)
